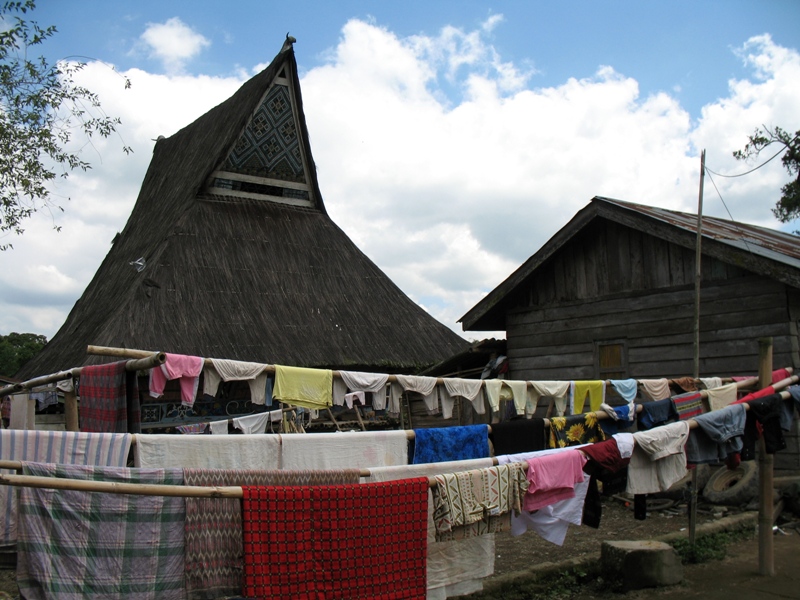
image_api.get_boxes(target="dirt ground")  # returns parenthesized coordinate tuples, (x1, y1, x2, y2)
(491, 494, 717, 578)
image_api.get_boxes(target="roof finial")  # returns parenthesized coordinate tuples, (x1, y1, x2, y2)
(282, 33, 296, 52)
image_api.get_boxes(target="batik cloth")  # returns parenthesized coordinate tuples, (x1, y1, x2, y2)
(431, 463, 528, 541)
(17, 463, 186, 600)
(79, 361, 140, 433)
(548, 413, 606, 448)
(242, 479, 428, 600)
(0, 429, 131, 544)
(412, 425, 490, 464)
(176, 423, 208, 435)
(671, 391, 705, 421)
(184, 468, 360, 600)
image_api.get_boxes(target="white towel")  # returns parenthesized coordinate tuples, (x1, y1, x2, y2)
(483, 380, 502, 412)
(208, 419, 229, 435)
(339, 370, 390, 410)
(700, 377, 723, 390)
(705, 382, 738, 411)
(529, 381, 570, 416)
(332, 378, 348, 407)
(339, 370, 390, 393)
(504, 380, 529, 415)
(343, 391, 366, 409)
(281, 430, 408, 470)
(205, 359, 269, 404)
(638, 378, 671, 400)
(627, 421, 690, 495)
(442, 378, 485, 416)
(134, 434, 281, 469)
(396, 374, 439, 413)
(232, 412, 269, 434)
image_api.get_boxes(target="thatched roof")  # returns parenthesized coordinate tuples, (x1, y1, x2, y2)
(19, 40, 467, 378)
(461, 196, 800, 331)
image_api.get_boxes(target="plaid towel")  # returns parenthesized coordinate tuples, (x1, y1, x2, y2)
(671, 391, 705, 421)
(79, 361, 140, 433)
(17, 463, 186, 600)
(184, 468, 361, 600)
(242, 479, 428, 600)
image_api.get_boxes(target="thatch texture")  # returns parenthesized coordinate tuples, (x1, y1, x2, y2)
(19, 43, 467, 378)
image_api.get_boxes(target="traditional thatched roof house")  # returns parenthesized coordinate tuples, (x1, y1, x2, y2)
(19, 39, 467, 379)
(460, 196, 800, 380)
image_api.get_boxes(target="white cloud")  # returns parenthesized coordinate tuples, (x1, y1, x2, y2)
(138, 17, 210, 73)
(1, 20, 798, 346)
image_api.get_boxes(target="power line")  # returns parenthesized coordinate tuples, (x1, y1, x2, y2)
(704, 145, 786, 178)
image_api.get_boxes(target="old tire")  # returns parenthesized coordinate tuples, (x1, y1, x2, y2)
(703, 462, 758, 506)
(654, 464, 712, 500)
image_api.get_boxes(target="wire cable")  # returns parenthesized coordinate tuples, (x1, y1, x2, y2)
(704, 168, 754, 254)
(705, 145, 786, 178)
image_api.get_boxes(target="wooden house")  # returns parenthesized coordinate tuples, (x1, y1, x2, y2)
(460, 196, 800, 381)
(18, 38, 467, 382)
(460, 197, 800, 467)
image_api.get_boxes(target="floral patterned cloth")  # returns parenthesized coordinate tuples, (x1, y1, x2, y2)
(548, 413, 606, 448)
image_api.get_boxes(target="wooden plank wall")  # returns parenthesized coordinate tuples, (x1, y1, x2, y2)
(507, 275, 796, 380)
(503, 218, 799, 380)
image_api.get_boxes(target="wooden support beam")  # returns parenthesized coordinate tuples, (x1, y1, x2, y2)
(757, 337, 775, 577)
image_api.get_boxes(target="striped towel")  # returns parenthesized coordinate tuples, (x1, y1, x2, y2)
(0, 429, 131, 544)
(671, 391, 705, 420)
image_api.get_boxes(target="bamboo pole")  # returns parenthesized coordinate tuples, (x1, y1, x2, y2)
(86, 345, 770, 392)
(0, 352, 166, 399)
(757, 337, 775, 576)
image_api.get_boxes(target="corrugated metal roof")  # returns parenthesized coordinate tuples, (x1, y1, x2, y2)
(600, 197, 800, 270)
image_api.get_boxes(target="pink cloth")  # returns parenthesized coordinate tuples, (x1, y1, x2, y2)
(523, 449, 586, 511)
(149, 353, 204, 406)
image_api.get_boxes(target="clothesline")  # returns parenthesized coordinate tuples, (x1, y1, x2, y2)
(0, 352, 165, 398)
(0, 384, 794, 497)
(85, 344, 781, 395)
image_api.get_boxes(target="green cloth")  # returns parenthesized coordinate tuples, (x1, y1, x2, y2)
(273, 364, 333, 410)
(17, 462, 186, 600)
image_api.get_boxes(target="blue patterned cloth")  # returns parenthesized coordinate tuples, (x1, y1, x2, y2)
(412, 425, 490, 464)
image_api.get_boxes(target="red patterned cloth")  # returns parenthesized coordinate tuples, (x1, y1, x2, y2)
(79, 361, 140, 433)
(242, 479, 429, 600)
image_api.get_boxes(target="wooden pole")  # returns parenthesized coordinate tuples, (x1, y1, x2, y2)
(64, 389, 79, 432)
(0, 352, 165, 399)
(689, 148, 705, 547)
(757, 337, 775, 576)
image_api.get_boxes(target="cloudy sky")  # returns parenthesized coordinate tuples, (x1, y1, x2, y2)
(1, 1, 799, 342)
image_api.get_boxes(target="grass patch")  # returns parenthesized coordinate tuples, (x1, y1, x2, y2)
(466, 567, 593, 600)
(669, 527, 754, 564)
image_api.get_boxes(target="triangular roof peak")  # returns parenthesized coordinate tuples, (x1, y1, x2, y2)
(205, 37, 323, 211)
